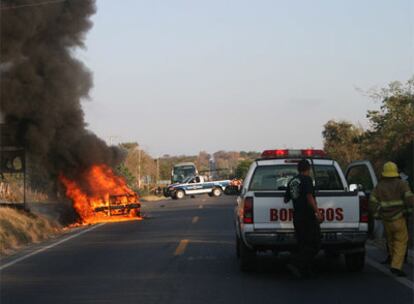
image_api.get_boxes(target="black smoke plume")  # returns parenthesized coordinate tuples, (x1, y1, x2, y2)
(0, 0, 124, 191)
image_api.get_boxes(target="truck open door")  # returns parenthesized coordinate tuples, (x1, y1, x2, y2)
(345, 160, 380, 238)
(345, 160, 378, 192)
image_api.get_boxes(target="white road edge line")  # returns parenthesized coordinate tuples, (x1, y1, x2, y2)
(366, 257, 414, 291)
(0, 223, 106, 271)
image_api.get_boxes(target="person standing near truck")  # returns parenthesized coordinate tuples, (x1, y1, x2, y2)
(284, 159, 323, 278)
(370, 162, 414, 277)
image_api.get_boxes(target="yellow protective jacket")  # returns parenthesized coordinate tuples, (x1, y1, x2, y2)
(369, 178, 414, 221)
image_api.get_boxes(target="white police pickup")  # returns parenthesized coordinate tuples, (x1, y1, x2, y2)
(167, 175, 231, 200)
(235, 149, 376, 272)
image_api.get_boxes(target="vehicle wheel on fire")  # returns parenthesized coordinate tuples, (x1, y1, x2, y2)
(129, 208, 138, 217)
(345, 251, 365, 272)
(212, 187, 222, 197)
(175, 189, 185, 200)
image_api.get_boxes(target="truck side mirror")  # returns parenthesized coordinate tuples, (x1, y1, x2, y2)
(349, 184, 364, 192)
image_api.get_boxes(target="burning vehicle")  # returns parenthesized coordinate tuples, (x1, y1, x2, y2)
(1, 0, 141, 226)
(94, 194, 140, 216)
(60, 164, 142, 224)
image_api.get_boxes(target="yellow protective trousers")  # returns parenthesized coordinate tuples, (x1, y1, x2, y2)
(383, 217, 408, 270)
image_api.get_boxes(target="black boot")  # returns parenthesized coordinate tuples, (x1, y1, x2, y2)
(390, 268, 407, 277)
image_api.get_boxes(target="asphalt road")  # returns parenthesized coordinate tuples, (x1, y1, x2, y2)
(1, 196, 413, 304)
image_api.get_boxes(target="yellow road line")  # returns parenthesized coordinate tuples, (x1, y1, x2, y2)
(192, 216, 199, 224)
(174, 239, 189, 256)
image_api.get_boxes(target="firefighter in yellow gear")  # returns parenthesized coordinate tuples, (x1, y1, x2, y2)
(369, 162, 414, 277)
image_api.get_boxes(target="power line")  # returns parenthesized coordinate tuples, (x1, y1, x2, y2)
(0, 0, 70, 11)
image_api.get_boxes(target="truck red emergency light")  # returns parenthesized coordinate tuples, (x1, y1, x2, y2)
(242, 197, 254, 224)
(359, 195, 369, 223)
(261, 149, 327, 158)
(261, 149, 288, 157)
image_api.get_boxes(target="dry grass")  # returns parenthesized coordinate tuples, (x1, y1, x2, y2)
(0, 207, 61, 255)
(1, 180, 48, 203)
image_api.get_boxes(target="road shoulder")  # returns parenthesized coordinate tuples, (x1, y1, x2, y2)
(0, 223, 104, 271)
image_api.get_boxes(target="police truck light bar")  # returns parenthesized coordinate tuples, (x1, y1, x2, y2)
(261, 149, 327, 158)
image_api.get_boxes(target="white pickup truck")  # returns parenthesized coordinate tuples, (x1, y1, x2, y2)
(235, 149, 377, 272)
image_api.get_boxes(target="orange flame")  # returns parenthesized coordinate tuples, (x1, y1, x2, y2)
(60, 164, 142, 224)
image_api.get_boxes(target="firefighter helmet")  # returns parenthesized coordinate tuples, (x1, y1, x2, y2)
(382, 162, 399, 178)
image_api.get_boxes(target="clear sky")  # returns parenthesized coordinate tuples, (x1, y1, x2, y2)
(78, 0, 413, 156)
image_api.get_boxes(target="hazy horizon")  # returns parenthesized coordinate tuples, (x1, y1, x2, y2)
(78, 0, 413, 156)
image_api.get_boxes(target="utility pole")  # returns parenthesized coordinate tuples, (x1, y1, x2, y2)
(156, 158, 159, 185)
(23, 150, 26, 209)
(137, 146, 141, 189)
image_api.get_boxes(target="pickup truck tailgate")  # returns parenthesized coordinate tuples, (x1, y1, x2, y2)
(253, 192, 360, 230)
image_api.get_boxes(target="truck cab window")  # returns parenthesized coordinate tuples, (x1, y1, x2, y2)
(313, 165, 343, 190)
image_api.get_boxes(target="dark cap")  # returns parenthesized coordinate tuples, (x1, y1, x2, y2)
(298, 159, 311, 173)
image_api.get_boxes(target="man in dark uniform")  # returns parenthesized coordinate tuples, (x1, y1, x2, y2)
(284, 159, 323, 277)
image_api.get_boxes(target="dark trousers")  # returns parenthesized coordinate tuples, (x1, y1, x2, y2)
(293, 216, 321, 271)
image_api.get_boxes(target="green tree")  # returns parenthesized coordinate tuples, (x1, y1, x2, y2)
(364, 78, 414, 182)
(364, 79, 414, 164)
(115, 163, 136, 187)
(322, 77, 414, 185)
(235, 160, 253, 179)
(118, 142, 158, 188)
(322, 120, 364, 168)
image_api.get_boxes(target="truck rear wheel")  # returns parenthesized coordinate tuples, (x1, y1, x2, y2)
(238, 237, 256, 272)
(345, 251, 365, 272)
(212, 187, 223, 197)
